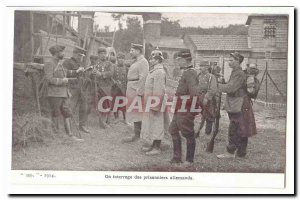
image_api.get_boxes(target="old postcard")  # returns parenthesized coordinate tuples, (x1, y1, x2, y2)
(4, 6, 294, 194)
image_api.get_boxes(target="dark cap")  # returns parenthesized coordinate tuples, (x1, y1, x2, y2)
(49, 45, 65, 55)
(98, 47, 107, 54)
(175, 49, 192, 60)
(89, 55, 99, 60)
(199, 60, 210, 67)
(73, 46, 86, 56)
(117, 52, 126, 59)
(150, 49, 164, 60)
(230, 52, 244, 63)
(131, 43, 143, 52)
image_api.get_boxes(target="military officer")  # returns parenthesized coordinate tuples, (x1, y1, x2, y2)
(92, 47, 114, 128)
(44, 45, 84, 141)
(217, 52, 257, 158)
(198, 60, 218, 135)
(122, 43, 149, 143)
(169, 49, 199, 166)
(62, 46, 91, 133)
(111, 53, 128, 122)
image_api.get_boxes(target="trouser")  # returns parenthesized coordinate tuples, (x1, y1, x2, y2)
(111, 85, 126, 120)
(78, 94, 92, 127)
(226, 112, 248, 157)
(205, 119, 214, 135)
(134, 121, 142, 137)
(169, 113, 196, 162)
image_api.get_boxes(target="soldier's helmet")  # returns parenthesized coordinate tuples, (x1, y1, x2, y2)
(150, 48, 164, 61)
(230, 52, 244, 63)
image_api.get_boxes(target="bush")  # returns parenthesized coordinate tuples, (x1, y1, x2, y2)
(12, 113, 54, 149)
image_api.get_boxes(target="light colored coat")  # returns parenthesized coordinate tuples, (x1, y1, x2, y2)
(126, 55, 149, 123)
(141, 64, 170, 142)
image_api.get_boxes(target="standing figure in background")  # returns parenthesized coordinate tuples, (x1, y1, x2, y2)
(197, 60, 218, 135)
(217, 52, 257, 159)
(168, 50, 199, 166)
(44, 45, 84, 141)
(92, 47, 114, 129)
(62, 46, 90, 133)
(122, 43, 149, 143)
(140, 49, 168, 155)
(111, 52, 128, 123)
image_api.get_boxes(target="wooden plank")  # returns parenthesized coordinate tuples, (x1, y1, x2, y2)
(33, 32, 78, 40)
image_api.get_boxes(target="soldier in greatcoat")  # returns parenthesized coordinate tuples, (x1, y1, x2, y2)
(140, 49, 169, 155)
(62, 46, 91, 133)
(111, 53, 128, 122)
(91, 47, 114, 128)
(168, 50, 199, 166)
(217, 52, 257, 158)
(44, 45, 84, 141)
(197, 60, 218, 135)
(122, 43, 149, 143)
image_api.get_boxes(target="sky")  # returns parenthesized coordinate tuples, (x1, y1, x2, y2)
(94, 12, 249, 32)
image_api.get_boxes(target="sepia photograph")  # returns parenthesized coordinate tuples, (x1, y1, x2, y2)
(5, 5, 294, 194)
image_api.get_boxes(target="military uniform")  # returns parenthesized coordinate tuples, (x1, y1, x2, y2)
(62, 47, 90, 132)
(197, 61, 218, 135)
(44, 45, 82, 140)
(169, 50, 199, 164)
(218, 52, 257, 158)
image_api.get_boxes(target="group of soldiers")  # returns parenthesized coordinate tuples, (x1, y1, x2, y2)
(43, 43, 257, 166)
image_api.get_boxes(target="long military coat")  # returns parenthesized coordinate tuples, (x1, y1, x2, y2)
(126, 55, 149, 123)
(141, 64, 170, 142)
(219, 66, 257, 137)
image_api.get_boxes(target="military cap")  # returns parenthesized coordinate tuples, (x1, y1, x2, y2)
(199, 60, 210, 67)
(230, 52, 244, 63)
(98, 47, 107, 54)
(73, 46, 86, 56)
(90, 55, 99, 60)
(109, 56, 117, 64)
(49, 45, 65, 55)
(131, 43, 143, 52)
(150, 49, 164, 60)
(117, 52, 126, 59)
(175, 49, 192, 59)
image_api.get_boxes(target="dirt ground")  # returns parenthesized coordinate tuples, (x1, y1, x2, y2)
(11, 102, 286, 173)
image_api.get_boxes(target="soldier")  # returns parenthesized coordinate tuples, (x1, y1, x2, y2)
(197, 60, 218, 135)
(217, 52, 257, 158)
(122, 43, 149, 143)
(140, 49, 168, 155)
(111, 53, 128, 122)
(169, 50, 199, 166)
(62, 46, 91, 133)
(91, 47, 114, 128)
(44, 45, 84, 141)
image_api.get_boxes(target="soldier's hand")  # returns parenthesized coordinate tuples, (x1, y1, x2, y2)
(76, 67, 85, 73)
(62, 78, 68, 85)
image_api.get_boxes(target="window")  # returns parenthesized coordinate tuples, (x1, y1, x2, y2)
(264, 18, 276, 38)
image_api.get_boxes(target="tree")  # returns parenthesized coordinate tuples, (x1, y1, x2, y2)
(160, 17, 181, 37)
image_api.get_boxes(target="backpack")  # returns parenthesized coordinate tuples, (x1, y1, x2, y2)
(245, 64, 260, 99)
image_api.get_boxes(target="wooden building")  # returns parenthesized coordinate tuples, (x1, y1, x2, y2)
(246, 14, 289, 70)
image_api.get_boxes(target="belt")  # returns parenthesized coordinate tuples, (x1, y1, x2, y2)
(127, 78, 139, 82)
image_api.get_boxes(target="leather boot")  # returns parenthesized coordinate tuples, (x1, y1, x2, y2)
(170, 137, 182, 164)
(64, 118, 83, 141)
(185, 135, 196, 163)
(122, 122, 141, 143)
(205, 120, 213, 135)
(52, 117, 59, 133)
(146, 140, 162, 155)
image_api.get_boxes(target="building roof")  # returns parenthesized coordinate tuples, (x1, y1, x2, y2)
(187, 35, 250, 51)
(150, 36, 187, 49)
(245, 14, 289, 25)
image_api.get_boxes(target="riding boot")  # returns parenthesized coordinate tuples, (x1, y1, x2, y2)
(122, 121, 141, 143)
(64, 118, 83, 141)
(170, 137, 182, 163)
(205, 120, 213, 135)
(185, 134, 196, 163)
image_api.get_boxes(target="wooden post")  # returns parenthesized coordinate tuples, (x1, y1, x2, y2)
(265, 61, 268, 103)
(29, 12, 41, 116)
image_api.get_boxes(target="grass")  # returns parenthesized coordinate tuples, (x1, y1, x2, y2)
(11, 103, 286, 173)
